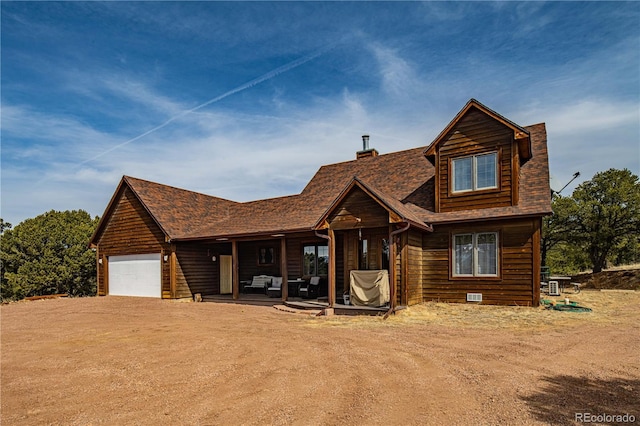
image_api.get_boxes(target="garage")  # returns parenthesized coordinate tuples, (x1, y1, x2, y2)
(108, 253, 161, 298)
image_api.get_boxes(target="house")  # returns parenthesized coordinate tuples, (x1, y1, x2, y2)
(89, 99, 551, 308)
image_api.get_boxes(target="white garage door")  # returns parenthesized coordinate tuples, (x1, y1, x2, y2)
(109, 253, 161, 298)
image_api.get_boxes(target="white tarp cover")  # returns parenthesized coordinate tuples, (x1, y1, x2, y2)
(349, 270, 390, 307)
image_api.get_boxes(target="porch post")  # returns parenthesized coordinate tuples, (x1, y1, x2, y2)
(232, 240, 239, 300)
(280, 237, 288, 301)
(389, 227, 397, 311)
(532, 218, 542, 307)
(170, 249, 177, 299)
(328, 228, 336, 307)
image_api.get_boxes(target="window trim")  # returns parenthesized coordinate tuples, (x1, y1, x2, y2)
(451, 231, 500, 279)
(451, 151, 499, 194)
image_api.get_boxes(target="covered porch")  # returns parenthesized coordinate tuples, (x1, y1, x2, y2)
(171, 231, 330, 303)
(170, 177, 432, 313)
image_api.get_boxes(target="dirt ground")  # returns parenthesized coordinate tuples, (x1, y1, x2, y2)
(2, 291, 639, 425)
(572, 266, 640, 291)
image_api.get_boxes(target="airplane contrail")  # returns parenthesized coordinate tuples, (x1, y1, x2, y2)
(79, 43, 336, 165)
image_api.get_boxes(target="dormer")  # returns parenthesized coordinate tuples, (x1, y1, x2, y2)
(424, 99, 531, 213)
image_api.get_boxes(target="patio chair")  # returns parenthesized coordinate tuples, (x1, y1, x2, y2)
(243, 275, 271, 294)
(298, 276, 320, 299)
(267, 277, 283, 298)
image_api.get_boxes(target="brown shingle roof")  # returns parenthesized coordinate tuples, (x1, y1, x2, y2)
(93, 109, 551, 243)
(124, 176, 238, 238)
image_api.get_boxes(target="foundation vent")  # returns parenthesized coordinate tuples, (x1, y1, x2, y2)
(466, 293, 482, 302)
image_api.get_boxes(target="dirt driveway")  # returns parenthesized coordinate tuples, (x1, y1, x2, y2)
(2, 291, 639, 425)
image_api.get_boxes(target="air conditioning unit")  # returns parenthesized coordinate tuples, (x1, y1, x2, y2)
(466, 293, 482, 302)
(548, 281, 560, 296)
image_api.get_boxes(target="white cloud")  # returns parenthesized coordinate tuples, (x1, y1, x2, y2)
(546, 100, 639, 135)
(367, 42, 422, 99)
(1, 104, 121, 160)
(515, 98, 640, 195)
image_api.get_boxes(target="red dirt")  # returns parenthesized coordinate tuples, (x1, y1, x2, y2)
(2, 293, 639, 425)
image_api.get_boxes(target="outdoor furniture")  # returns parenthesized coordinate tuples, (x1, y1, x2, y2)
(298, 276, 320, 299)
(349, 270, 390, 307)
(267, 277, 283, 298)
(243, 275, 272, 294)
(287, 278, 305, 297)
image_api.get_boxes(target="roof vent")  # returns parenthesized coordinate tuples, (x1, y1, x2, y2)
(356, 134, 379, 160)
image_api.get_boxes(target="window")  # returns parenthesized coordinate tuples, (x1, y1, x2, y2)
(453, 232, 498, 277)
(303, 244, 328, 276)
(258, 246, 275, 265)
(381, 238, 390, 271)
(359, 239, 368, 269)
(452, 152, 497, 193)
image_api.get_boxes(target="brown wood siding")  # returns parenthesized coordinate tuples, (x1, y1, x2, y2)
(174, 244, 219, 298)
(422, 218, 537, 306)
(286, 238, 302, 279)
(238, 241, 281, 282)
(438, 109, 515, 212)
(406, 229, 423, 306)
(329, 187, 389, 230)
(98, 254, 107, 296)
(96, 186, 170, 297)
(395, 235, 402, 306)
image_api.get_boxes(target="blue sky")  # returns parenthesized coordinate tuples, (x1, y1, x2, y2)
(2, 1, 639, 226)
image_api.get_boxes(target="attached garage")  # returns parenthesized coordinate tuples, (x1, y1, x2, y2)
(108, 253, 162, 298)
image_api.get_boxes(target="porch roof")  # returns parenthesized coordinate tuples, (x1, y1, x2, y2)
(313, 176, 433, 232)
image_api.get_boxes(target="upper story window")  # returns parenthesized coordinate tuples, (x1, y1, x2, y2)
(452, 152, 497, 193)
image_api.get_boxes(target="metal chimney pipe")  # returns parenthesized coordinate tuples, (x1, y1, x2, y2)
(362, 135, 370, 151)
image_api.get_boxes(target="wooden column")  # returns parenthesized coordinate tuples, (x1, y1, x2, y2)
(170, 250, 177, 299)
(280, 238, 288, 301)
(328, 228, 336, 307)
(232, 240, 239, 300)
(532, 218, 542, 307)
(388, 225, 396, 311)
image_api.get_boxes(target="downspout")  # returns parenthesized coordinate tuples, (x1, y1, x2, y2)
(384, 222, 411, 319)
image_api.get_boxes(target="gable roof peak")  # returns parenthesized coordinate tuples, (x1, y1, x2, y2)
(423, 99, 532, 161)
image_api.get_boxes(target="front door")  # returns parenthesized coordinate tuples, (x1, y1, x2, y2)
(220, 255, 233, 294)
